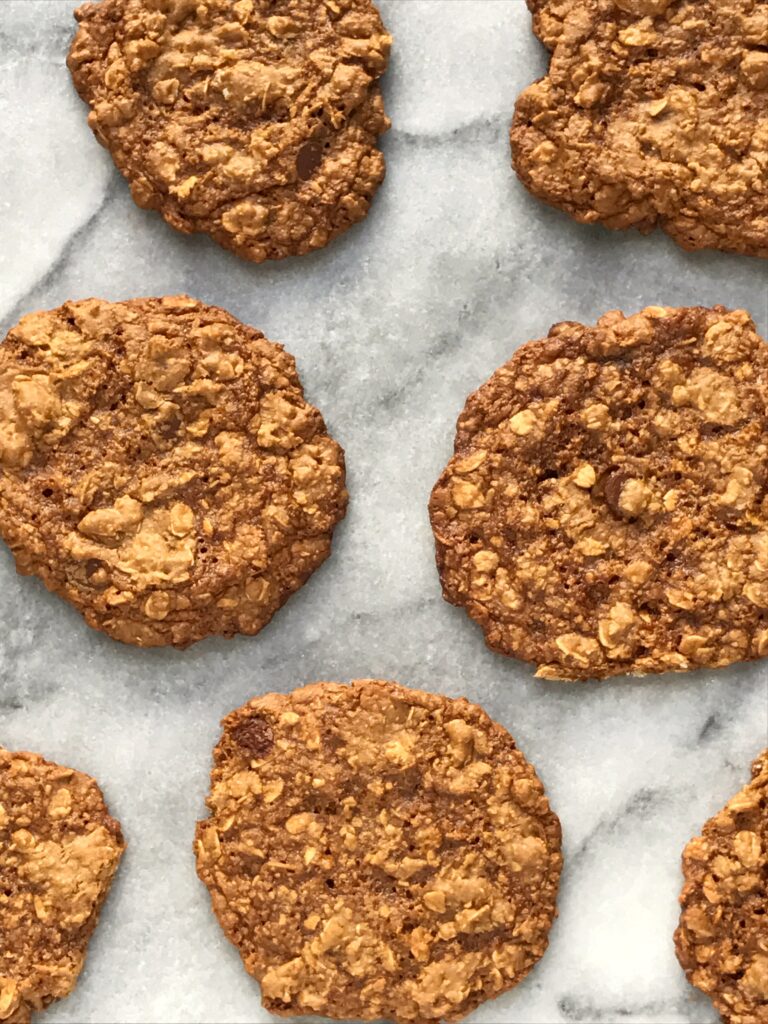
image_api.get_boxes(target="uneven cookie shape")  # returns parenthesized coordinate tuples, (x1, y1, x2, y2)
(511, 1, 768, 257)
(0, 296, 347, 647)
(675, 751, 768, 1024)
(0, 749, 124, 1023)
(195, 679, 562, 1023)
(68, 0, 391, 262)
(429, 306, 768, 681)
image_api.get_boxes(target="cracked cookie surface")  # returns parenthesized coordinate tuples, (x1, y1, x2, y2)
(675, 751, 768, 1024)
(0, 748, 124, 1024)
(68, 0, 391, 262)
(195, 679, 562, 1023)
(429, 306, 768, 681)
(511, 0, 768, 257)
(0, 295, 347, 647)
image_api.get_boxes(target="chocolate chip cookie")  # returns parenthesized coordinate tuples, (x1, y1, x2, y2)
(0, 296, 347, 647)
(675, 751, 768, 1024)
(429, 306, 768, 681)
(511, 1, 768, 258)
(68, 0, 391, 262)
(195, 679, 562, 1023)
(0, 748, 124, 1024)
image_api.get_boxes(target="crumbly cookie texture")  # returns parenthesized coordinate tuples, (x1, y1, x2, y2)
(195, 679, 562, 1024)
(0, 749, 124, 1024)
(675, 751, 768, 1024)
(68, 0, 391, 262)
(429, 306, 768, 681)
(0, 295, 347, 647)
(511, 0, 768, 258)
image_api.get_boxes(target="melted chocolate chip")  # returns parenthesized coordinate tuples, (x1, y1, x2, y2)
(232, 716, 274, 758)
(603, 469, 630, 516)
(84, 559, 108, 588)
(296, 141, 323, 180)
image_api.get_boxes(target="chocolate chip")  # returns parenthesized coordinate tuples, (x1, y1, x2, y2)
(296, 141, 323, 180)
(603, 469, 629, 516)
(232, 716, 274, 758)
(156, 406, 182, 437)
(84, 559, 108, 588)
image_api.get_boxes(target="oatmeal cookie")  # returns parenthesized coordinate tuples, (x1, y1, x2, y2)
(68, 0, 391, 262)
(195, 679, 562, 1023)
(0, 295, 347, 647)
(511, 0, 768, 258)
(675, 751, 768, 1024)
(0, 748, 124, 1023)
(429, 306, 768, 681)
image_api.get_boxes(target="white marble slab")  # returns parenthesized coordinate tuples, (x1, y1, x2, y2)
(0, 2, 766, 1022)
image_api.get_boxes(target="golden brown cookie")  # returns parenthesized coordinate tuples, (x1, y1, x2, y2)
(429, 306, 768, 681)
(195, 679, 562, 1023)
(67, 0, 391, 263)
(0, 748, 124, 1024)
(675, 751, 768, 1024)
(0, 295, 347, 647)
(511, 1, 768, 258)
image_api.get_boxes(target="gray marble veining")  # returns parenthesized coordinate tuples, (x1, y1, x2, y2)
(0, 2, 766, 1022)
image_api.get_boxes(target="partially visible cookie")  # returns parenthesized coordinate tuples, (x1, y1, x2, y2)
(511, 1, 768, 258)
(675, 751, 768, 1024)
(0, 295, 347, 647)
(429, 305, 768, 681)
(0, 749, 124, 1023)
(68, 0, 391, 262)
(195, 679, 562, 1023)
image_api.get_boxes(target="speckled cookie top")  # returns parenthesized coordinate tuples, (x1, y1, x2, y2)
(675, 751, 768, 1024)
(195, 679, 562, 1024)
(0, 749, 124, 1024)
(0, 296, 347, 647)
(511, 0, 768, 257)
(430, 306, 768, 681)
(67, 0, 391, 262)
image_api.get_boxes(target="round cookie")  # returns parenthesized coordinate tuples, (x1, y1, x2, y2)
(675, 751, 768, 1024)
(67, 0, 391, 262)
(0, 295, 347, 647)
(195, 679, 562, 1023)
(511, 0, 768, 258)
(429, 306, 768, 681)
(0, 748, 124, 1024)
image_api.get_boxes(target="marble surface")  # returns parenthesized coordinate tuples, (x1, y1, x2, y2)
(1, 2, 767, 1022)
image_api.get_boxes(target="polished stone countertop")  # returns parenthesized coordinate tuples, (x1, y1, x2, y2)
(0, 2, 766, 1022)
